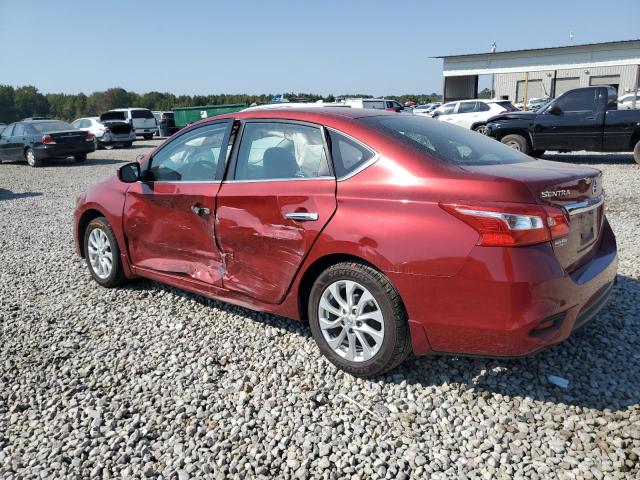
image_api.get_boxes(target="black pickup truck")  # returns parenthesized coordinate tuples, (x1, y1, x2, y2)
(485, 86, 640, 164)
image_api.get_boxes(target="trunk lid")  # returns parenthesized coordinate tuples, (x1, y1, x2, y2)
(461, 159, 604, 272)
(48, 130, 88, 144)
(101, 121, 132, 135)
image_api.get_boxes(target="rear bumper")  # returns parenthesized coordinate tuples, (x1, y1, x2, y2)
(98, 131, 135, 144)
(33, 142, 95, 159)
(134, 128, 156, 135)
(390, 218, 618, 357)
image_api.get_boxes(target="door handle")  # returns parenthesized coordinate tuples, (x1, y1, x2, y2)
(585, 116, 596, 120)
(286, 212, 318, 221)
(191, 205, 210, 216)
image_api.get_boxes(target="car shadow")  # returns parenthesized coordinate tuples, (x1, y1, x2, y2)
(542, 152, 636, 165)
(120, 273, 639, 412)
(0, 188, 43, 201)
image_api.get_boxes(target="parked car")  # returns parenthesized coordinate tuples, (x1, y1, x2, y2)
(345, 98, 406, 112)
(105, 108, 157, 140)
(485, 86, 640, 163)
(431, 99, 513, 133)
(0, 119, 94, 167)
(152, 111, 180, 137)
(74, 108, 617, 377)
(413, 103, 441, 116)
(515, 97, 552, 112)
(71, 115, 135, 149)
(617, 92, 640, 110)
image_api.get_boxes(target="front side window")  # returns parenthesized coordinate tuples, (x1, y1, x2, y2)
(438, 103, 456, 115)
(71, 119, 82, 128)
(554, 89, 597, 112)
(148, 122, 230, 181)
(328, 130, 375, 178)
(234, 122, 330, 180)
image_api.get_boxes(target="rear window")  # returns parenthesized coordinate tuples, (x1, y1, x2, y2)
(131, 109, 154, 119)
(359, 115, 530, 166)
(30, 121, 74, 133)
(101, 111, 126, 121)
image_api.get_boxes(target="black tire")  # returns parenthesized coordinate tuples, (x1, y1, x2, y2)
(74, 154, 87, 163)
(83, 217, 125, 288)
(123, 142, 133, 148)
(634, 139, 640, 165)
(531, 150, 546, 158)
(25, 148, 42, 167)
(473, 124, 488, 135)
(308, 262, 411, 377)
(143, 134, 153, 140)
(500, 134, 530, 155)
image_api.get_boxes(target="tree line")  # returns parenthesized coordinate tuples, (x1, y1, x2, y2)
(0, 85, 443, 124)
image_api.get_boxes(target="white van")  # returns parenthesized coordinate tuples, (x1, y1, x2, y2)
(106, 108, 158, 139)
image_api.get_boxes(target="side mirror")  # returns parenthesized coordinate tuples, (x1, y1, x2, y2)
(118, 162, 140, 183)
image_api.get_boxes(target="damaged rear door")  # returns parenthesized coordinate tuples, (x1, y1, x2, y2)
(123, 120, 232, 285)
(215, 120, 337, 303)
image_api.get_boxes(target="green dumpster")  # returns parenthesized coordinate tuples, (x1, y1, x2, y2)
(172, 104, 247, 129)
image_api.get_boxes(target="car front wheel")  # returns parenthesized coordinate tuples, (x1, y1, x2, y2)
(634, 139, 640, 165)
(83, 217, 125, 287)
(473, 124, 488, 135)
(500, 133, 530, 155)
(309, 262, 411, 377)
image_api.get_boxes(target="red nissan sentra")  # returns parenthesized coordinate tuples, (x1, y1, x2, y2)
(73, 109, 617, 377)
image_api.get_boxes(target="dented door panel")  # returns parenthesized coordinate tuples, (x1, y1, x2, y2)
(123, 182, 224, 285)
(215, 179, 337, 303)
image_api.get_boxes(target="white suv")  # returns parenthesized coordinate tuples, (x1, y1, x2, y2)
(106, 108, 158, 139)
(431, 100, 516, 133)
(71, 116, 135, 149)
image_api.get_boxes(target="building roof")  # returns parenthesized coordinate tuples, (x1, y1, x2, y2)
(433, 38, 640, 59)
(436, 39, 640, 77)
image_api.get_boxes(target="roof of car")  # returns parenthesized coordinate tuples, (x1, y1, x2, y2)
(110, 108, 152, 111)
(232, 107, 398, 120)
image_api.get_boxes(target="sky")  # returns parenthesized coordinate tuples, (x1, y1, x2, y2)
(1, 0, 638, 97)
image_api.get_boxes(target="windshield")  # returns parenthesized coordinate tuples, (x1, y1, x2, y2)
(494, 101, 518, 111)
(31, 121, 74, 133)
(359, 115, 531, 166)
(131, 109, 154, 119)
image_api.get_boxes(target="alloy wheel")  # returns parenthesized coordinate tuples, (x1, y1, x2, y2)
(87, 228, 113, 279)
(505, 140, 521, 151)
(318, 280, 384, 362)
(26, 150, 36, 166)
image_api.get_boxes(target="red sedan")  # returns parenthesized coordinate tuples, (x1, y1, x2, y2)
(73, 109, 617, 377)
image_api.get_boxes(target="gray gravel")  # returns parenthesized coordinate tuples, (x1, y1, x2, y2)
(1, 144, 639, 479)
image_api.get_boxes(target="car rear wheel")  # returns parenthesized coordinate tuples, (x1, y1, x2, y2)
(308, 262, 411, 377)
(74, 154, 87, 163)
(123, 142, 133, 148)
(25, 148, 42, 167)
(83, 217, 125, 287)
(634, 139, 640, 165)
(500, 134, 530, 155)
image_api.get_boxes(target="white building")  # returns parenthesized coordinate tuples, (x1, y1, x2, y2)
(435, 39, 640, 103)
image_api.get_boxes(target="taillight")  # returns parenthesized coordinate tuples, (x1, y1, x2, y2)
(42, 134, 55, 144)
(439, 202, 570, 247)
(86, 131, 94, 141)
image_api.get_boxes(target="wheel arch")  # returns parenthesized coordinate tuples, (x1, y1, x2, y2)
(77, 208, 107, 258)
(495, 127, 533, 146)
(630, 130, 640, 150)
(296, 253, 383, 321)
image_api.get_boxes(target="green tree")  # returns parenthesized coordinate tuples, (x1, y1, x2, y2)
(13, 86, 49, 119)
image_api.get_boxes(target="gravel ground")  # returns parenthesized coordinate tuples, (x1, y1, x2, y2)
(1, 143, 639, 479)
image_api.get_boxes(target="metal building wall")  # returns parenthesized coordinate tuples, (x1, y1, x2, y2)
(495, 64, 638, 100)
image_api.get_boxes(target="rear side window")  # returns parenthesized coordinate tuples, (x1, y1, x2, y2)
(476, 102, 491, 112)
(131, 109, 154, 119)
(234, 122, 330, 180)
(363, 101, 385, 110)
(457, 102, 475, 113)
(328, 130, 375, 178)
(13, 124, 26, 136)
